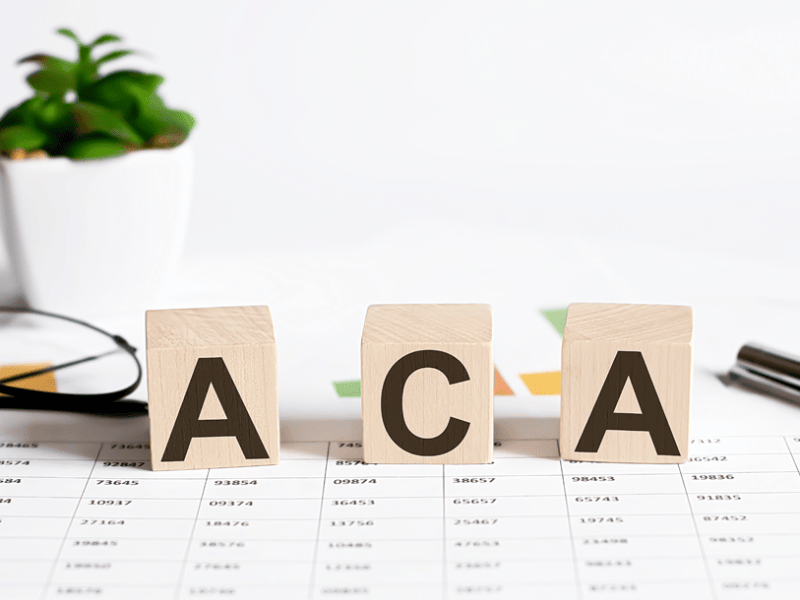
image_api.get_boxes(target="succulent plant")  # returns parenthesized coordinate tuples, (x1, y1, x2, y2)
(0, 28, 195, 160)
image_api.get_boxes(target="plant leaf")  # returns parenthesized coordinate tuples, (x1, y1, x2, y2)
(0, 125, 48, 153)
(18, 54, 75, 73)
(34, 98, 71, 132)
(27, 69, 74, 96)
(21, 53, 76, 98)
(130, 94, 168, 140)
(90, 33, 122, 47)
(0, 98, 45, 130)
(0, 106, 23, 130)
(135, 98, 198, 146)
(104, 71, 163, 94)
(63, 134, 127, 159)
(56, 28, 81, 44)
(18, 53, 51, 65)
(95, 49, 135, 67)
(145, 108, 195, 148)
(73, 44, 98, 95)
(80, 71, 164, 121)
(163, 109, 195, 135)
(83, 71, 164, 100)
(69, 101, 144, 145)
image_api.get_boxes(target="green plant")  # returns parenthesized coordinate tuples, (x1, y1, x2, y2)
(0, 28, 195, 160)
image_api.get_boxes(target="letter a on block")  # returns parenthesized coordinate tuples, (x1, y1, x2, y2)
(574, 351, 680, 456)
(147, 306, 279, 471)
(560, 303, 693, 464)
(161, 358, 270, 462)
(361, 304, 493, 465)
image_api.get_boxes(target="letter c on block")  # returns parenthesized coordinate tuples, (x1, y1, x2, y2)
(380, 349, 471, 456)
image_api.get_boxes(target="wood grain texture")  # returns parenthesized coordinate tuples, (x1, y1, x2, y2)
(147, 306, 279, 471)
(560, 303, 693, 464)
(362, 304, 493, 464)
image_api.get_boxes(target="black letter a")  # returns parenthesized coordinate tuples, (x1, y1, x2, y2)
(162, 357, 269, 462)
(575, 351, 680, 456)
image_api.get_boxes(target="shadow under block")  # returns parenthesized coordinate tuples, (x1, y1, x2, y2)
(361, 304, 493, 464)
(147, 306, 279, 471)
(560, 303, 693, 464)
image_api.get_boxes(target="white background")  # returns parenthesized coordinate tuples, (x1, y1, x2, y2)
(0, 1, 798, 262)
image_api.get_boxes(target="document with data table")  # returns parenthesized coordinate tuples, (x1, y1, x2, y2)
(2, 436, 800, 600)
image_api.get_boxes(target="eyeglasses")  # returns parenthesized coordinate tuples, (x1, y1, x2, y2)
(0, 307, 146, 415)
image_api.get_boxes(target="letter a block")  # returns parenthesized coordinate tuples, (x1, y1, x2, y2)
(147, 306, 279, 471)
(560, 303, 693, 464)
(361, 304, 493, 464)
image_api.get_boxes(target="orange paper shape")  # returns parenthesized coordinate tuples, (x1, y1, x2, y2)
(493, 367, 514, 396)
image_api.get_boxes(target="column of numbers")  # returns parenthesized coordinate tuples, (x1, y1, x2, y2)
(48, 442, 205, 599)
(186, 442, 329, 599)
(686, 436, 800, 599)
(313, 441, 445, 599)
(0, 442, 99, 600)
(564, 454, 711, 599)
(445, 440, 576, 599)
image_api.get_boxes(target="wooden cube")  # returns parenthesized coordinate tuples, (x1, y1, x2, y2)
(147, 306, 279, 471)
(361, 304, 493, 464)
(560, 303, 693, 464)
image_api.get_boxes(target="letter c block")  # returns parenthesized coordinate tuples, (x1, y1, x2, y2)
(560, 303, 693, 464)
(361, 304, 493, 464)
(147, 306, 279, 470)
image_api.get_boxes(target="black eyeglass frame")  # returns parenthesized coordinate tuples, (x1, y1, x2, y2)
(0, 307, 146, 415)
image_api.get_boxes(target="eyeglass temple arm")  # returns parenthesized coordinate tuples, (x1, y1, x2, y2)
(0, 340, 136, 385)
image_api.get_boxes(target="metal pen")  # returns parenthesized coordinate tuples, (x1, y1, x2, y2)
(728, 343, 800, 405)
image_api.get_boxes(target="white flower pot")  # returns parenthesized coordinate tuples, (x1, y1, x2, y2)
(0, 144, 192, 317)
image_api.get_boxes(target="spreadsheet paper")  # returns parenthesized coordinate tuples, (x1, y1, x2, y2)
(2, 435, 800, 599)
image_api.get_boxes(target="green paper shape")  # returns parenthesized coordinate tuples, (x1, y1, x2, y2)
(333, 380, 361, 398)
(540, 307, 568, 337)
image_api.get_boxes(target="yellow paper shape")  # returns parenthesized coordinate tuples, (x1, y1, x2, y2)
(520, 371, 561, 396)
(0, 363, 57, 395)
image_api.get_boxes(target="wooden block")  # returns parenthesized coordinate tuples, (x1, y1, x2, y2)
(361, 304, 493, 464)
(147, 306, 279, 471)
(560, 303, 693, 464)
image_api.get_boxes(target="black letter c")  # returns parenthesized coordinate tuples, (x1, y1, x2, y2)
(381, 350, 471, 456)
